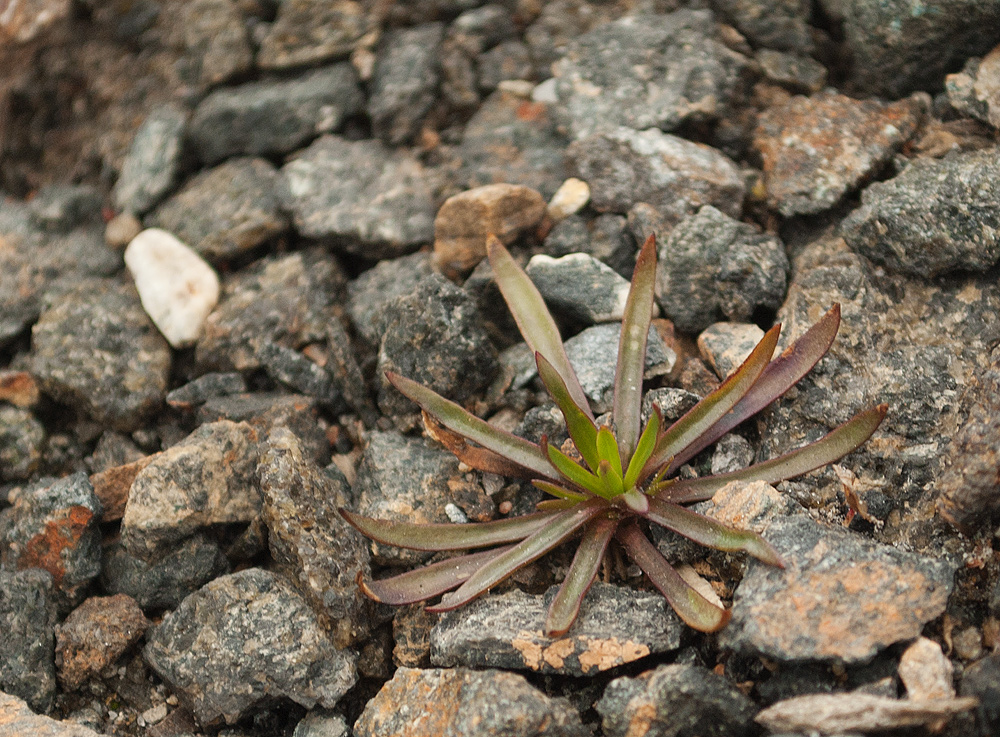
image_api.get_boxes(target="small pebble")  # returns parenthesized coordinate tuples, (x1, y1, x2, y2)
(546, 178, 590, 222)
(104, 212, 142, 249)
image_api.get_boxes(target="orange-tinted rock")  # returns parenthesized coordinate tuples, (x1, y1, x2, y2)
(0, 371, 39, 407)
(89, 454, 155, 522)
(55, 595, 149, 690)
(0, 690, 102, 737)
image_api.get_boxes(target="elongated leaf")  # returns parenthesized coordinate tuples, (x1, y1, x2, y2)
(532, 480, 590, 502)
(536, 353, 599, 470)
(641, 325, 781, 480)
(597, 459, 624, 497)
(359, 546, 512, 605)
(422, 411, 536, 478)
(624, 409, 660, 490)
(387, 371, 556, 480)
(537, 498, 584, 511)
(488, 236, 593, 419)
(613, 234, 658, 459)
(546, 516, 617, 636)
(644, 498, 783, 566)
(616, 521, 730, 632)
(597, 426, 623, 478)
(545, 438, 609, 498)
(658, 403, 888, 504)
(427, 501, 606, 611)
(340, 508, 555, 550)
(665, 304, 842, 473)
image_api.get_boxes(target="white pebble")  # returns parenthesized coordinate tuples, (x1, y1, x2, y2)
(124, 228, 220, 349)
(547, 178, 591, 222)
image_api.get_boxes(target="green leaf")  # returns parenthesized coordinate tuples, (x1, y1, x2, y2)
(597, 459, 624, 497)
(359, 546, 512, 605)
(532, 480, 590, 503)
(658, 403, 888, 504)
(488, 236, 593, 420)
(545, 516, 617, 636)
(545, 439, 609, 498)
(623, 409, 660, 490)
(613, 234, 658, 460)
(596, 426, 623, 478)
(536, 352, 600, 471)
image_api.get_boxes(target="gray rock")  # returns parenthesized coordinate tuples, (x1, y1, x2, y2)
(553, 10, 751, 139)
(150, 158, 289, 263)
(946, 47, 1000, 129)
(256, 341, 345, 413)
(642, 387, 702, 427)
(293, 710, 350, 737)
(568, 127, 745, 223)
(712, 0, 813, 52)
(545, 213, 636, 277)
(450, 4, 518, 48)
(757, 49, 828, 93)
(28, 184, 102, 233)
(597, 663, 757, 737)
(355, 666, 587, 737)
(523, 0, 621, 76)
(258, 427, 374, 647)
(369, 23, 444, 144)
(0, 405, 45, 481)
(961, 652, 1000, 734)
(656, 205, 788, 334)
(281, 135, 436, 257)
(721, 514, 955, 663)
(143, 568, 358, 726)
(166, 372, 247, 410)
(346, 251, 435, 345)
(697, 322, 766, 379)
(478, 40, 534, 91)
(526, 252, 634, 324)
(174, 0, 252, 87)
(112, 104, 187, 216)
(839, 148, 1000, 277)
(188, 64, 364, 164)
(0, 569, 57, 713)
(376, 274, 498, 416)
(710, 434, 756, 475)
(257, 0, 370, 70)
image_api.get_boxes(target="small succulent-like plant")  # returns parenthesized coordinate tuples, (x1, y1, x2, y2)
(341, 235, 886, 635)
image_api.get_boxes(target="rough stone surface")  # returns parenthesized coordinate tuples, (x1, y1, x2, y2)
(946, 45, 1000, 129)
(257, 0, 370, 70)
(0, 690, 103, 737)
(143, 568, 357, 726)
(369, 23, 444, 144)
(346, 251, 435, 345)
(256, 341, 345, 413)
(173, 0, 252, 87)
(961, 653, 1000, 734)
(596, 663, 757, 737)
(697, 322, 766, 379)
(546, 213, 635, 277)
(430, 583, 683, 676)
(712, 0, 813, 52)
(755, 692, 976, 733)
(0, 405, 45, 481)
(525, 253, 633, 324)
(547, 178, 590, 222)
(0, 569, 57, 713)
(111, 104, 187, 216)
(293, 710, 350, 737)
(354, 667, 587, 737)
(54, 594, 149, 690)
(757, 49, 828, 93)
(899, 637, 954, 700)
(165, 372, 247, 410)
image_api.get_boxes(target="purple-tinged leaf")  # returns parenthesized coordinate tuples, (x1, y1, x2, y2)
(544, 437, 608, 498)
(644, 497, 783, 566)
(359, 546, 512, 605)
(488, 236, 594, 420)
(613, 234, 658, 459)
(339, 508, 555, 551)
(427, 500, 607, 612)
(618, 488, 650, 514)
(624, 409, 660, 490)
(532, 479, 590, 502)
(546, 516, 617, 636)
(616, 521, 731, 632)
(387, 371, 556, 480)
(658, 403, 889, 504)
(537, 498, 584, 512)
(422, 411, 537, 478)
(536, 352, 600, 470)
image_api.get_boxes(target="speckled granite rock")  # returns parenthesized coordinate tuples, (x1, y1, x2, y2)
(0, 569, 57, 713)
(698, 322, 765, 378)
(111, 104, 187, 216)
(54, 594, 148, 690)
(946, 45, 1000, 129)
(0, 405, 45, 481)
(712, 0, 813, 52)
(346, 251, 435, 345)
(0, 690, 103, 737)
(369, 23, 444, 144)
(172, 0, 252, 87)
(257, 0, 370, 70)
(525, 252, 634, 324)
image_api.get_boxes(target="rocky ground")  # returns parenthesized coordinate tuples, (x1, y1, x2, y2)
(1, 1, 1000, 736)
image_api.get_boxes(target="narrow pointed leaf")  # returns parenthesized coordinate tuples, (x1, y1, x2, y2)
(428, 501, 606, 612)
(536, 352, 600, 470)
(641, 325, 781, 480)
(658, 403, 888, 504)
(532, 480, 590, 502)
(545, 439, 609, 498)
(488, 236, 593, 419)
(387, 371, 556, 480)
(537, 498, 583, 511)
(422, 411, 537, 478)
(597, 426, 623, 478)
(613, 234, 658, 459)
(597, 459, 624, 497)
(624, 409, 660, 490)
(546, 516, 617, 636)
(339, 508, 555, 551)
(359, 546, 513, 605)
(617, 521, 730, 632)
(644, 497, 783, 566)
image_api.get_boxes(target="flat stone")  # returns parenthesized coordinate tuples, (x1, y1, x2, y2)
(369, 23, 444, 144)
(143, 568, 357, 726)
(165, 372, 247, 410)
(525, 253, 634, 324)
(0, 690, 102, 737)
(697, 322, 765, 378)
(112, 104, 187, 216)
(755, 692, 976, 733)
(0, 569, 57, 713)
(696, 480, 801, 534)
(354, 667, 588, 737)
(346, 251, 435, 345)
(430, 583, 683, 676)
(257, 0, 370, 70)
(54, 594, 149, 690)
(124, 228, 220, 349)
(0, 405, 45, 481)
(545, 213, 635, 276)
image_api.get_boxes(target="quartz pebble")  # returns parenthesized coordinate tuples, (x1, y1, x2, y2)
(546, 178, 590, 222)
(124, 228, 220, 349)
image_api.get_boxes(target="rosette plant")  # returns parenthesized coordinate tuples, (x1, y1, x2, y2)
(341, 235, 887, 635)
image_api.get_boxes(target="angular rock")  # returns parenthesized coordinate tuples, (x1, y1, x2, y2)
(568, 127, 744, 222)
(28, 184, 102, 233)
(961, 653, 1000, 733)
(478, 40, 534, 92)
(899, 637, 954, 701)
(755, 91, 925, 217)
(0, 370, 39, 408)
(946, 44, 1000, 129)
(257, 0, 370, 70)
(0, 690, 103, 737)
(697, 322, 765, 378)
(430, 583, 683, 676)
(354, 667, 587, 737)
(346, 251, 435, 345)
(369, 23, 444, 144)
(757, 49, 828, 93)
(143, 568, 357, 726)
(188, 64, 363, 164)
(54, 594, 149, 690)
(281, 135, 435, 257)
(696, 480, 801, 534)
(256, 341, 345, 413)
(165, 372, 247, 410)
(121, 421, 261, 562)
(0, 569, 56, 713)
(596, 663, 756, 737)
(840, 148, 1000, 277)
(112, 104, 187, 216)
(721, 514, 955, 663)
(656, 206, 788, 334)
(0, 405, 45, 481)
(712, 0, 813, 52)
(545, 213, 635, 277)
(174, 0, 252, 87)
(293, 710, 350, 737)
(525, 253, 634, 324)
(88, 454, 153, 523)
(755, 692, 976, 733)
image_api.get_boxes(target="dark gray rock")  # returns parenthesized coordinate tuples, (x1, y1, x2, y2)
(757, 49, 828, 93)
(28, 184, 102, 233)
(112, 104, 188, 216)
(173, 0, 252, 87)
(478, 41, 534, 91)
(451, 4, 518, 48)
(346, 251, 435, 345)
(597, 663, 757, 737)
(369, 23, 444, 144)
(256, 341, 346, 413)
(354, 666, 587, 737)
(567, 127, 745, 223)
(188, 64, 363, 164)
(258, 427, 374, 647)
(0, 569, 56, 713)
(150, 158, 289, 263)
(523, 0, 621, 77)
(257, 0, 370, 70)
(526, 252, 633, 324)
(86, 431, 144, 474)
(143, 568, 357, 726)
(545, 213, 636, 277)
(711, 0, 813, 52)
(29, 277, 171, 431)
(280, 135, 436, 258)
(642, 387, 702, 427)
(961, 652, 1000, 734)
(0, 405, 45, 481)
(553, 10, 752, 139)
(166, 372, 247, 410)
(839, 148, 1000, 277)
(710, 433, 756, 475)
(2, 473, 103, 612)
(656, 205, 788, 334)
(101, 536, 231, 611)
(376, 274, 498, 416)
(430, 583, 683, 676)
(721, 514, 955, 663)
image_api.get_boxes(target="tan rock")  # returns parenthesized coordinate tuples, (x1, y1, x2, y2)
(0, 690, 102, 737)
